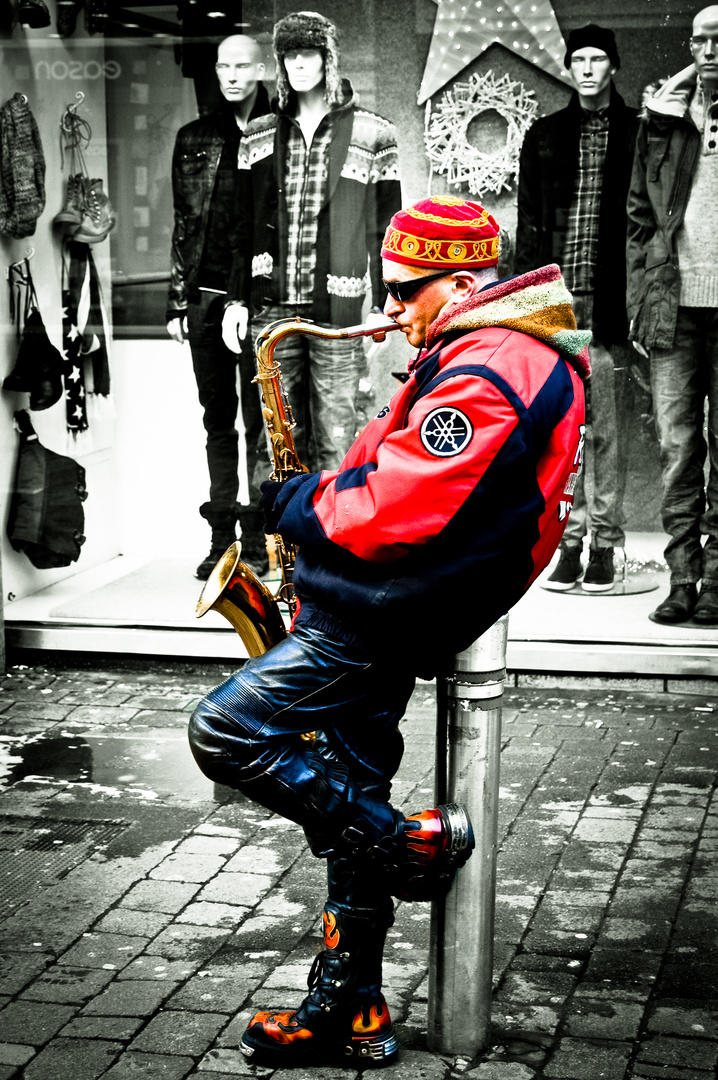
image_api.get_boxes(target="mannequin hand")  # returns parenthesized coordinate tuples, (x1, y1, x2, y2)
(222, 303, 248, 353)
(167, 315, 188, 343)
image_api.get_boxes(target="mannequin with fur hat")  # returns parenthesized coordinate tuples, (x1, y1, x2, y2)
(221, 12, 401, 474)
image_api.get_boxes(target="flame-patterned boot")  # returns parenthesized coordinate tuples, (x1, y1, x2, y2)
(240, 899, 398, 1068)
(387, 802, 475, 901)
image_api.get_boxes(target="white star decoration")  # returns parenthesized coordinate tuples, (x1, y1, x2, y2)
(418, 0, 569, 104)
(68, 366, 81, 383)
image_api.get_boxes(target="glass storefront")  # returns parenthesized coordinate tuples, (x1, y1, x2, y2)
(0, 0, 713, 673)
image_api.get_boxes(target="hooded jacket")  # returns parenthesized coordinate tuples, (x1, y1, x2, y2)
(266, 265, 589, 677)
(515, 85, 638, 346)
(626, 65, 712, 351)
(167, 84, 270, 320)
(228, 79, 401, 326)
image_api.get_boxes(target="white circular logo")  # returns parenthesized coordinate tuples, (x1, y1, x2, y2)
(420, 407, 473, 457)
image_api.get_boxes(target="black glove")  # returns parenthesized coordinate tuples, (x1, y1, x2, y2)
(260, 479, 286, 534)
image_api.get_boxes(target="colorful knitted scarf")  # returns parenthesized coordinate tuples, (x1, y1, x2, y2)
(426, 263, 592, 380)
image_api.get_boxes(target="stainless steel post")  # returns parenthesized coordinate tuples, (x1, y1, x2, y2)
(427, 614, 508, 1056)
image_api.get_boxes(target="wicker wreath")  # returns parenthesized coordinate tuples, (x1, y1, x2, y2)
(424, 70, 538, 196)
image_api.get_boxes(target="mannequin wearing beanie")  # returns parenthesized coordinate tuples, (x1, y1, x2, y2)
(516, 23, 639, 597)
(627, 5, 718, 625)
(190, 195, 588, 1067)
(221, 11, 401, 474)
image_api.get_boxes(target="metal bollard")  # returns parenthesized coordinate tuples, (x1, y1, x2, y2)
(427, 614, 509, 1056)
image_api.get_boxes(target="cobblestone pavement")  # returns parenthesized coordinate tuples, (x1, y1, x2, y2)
(0, 657, 716, 1080)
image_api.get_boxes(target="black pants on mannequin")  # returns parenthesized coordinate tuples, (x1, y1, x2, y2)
(186, 291, 269, 577)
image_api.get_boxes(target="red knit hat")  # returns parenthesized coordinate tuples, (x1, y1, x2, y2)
(381, 196, 500, 270)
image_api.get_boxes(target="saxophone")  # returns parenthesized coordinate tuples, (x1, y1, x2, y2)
(195, 316, 399, 657)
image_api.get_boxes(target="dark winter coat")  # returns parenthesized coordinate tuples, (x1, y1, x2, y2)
(228, 80, 401, 326)
(167, 84, 270, 319)
(626, 65, 703, 351)
(515, 85, 639, 346)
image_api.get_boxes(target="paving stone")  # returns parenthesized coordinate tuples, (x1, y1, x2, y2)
(60, 1016, 144, 1040)
(647, 1006, 718, 1039)
(58, 933, 149, 971)
(174, 835, 242, 858)
(94, 909, 172, 937)
(23, 1037, 123, 1080)
(195, 873, 273, 908)
(543, 1037, 630, 1078)
(21, 966, 116, 1004)
(116, 956, 202, 982)
(0, 1000, 77, 1045)
(0, 1044, 35, 1066)
(563, 1001, 645, 1040)
(165, 953, 276, 1014)
(636, 1034, 718, 1070)
(120, 880, 201, 914)
(150, 854, 226, 883)
(144, 924, 230, 963)
(0, 953, 52, 996)
(197, 1046, 273, 1074)
(129, 1010, 228, 1055)
(100, 1051, 195, 1078)
(81, 980, 177, 1017)
(468, 1065, 535, 1080)
(175, 903, 251, 929)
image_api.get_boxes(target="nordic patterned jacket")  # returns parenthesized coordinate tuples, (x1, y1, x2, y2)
(228, 80, 401, 325)
(167, 85, 270, 320)
(265, 265, 590, 677)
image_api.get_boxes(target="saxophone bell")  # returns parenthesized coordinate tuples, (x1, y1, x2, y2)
(195, 541, 287, 657)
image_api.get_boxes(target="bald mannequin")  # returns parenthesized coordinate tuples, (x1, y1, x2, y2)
(691, 6, 718, 88)
(167, 35, 271, 579)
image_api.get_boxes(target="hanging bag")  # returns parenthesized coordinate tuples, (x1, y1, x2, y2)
(6, 409, 88, 569)
(3, 256, 63, 411)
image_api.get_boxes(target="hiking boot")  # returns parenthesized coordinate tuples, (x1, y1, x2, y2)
(582, 547, 615, 592)
(195, 531, 236, 581)
(73, 178, 116, 244)
(53, 174, 84, 227)
(388, 803, 475, 901)
(691, 587, 718, 626)
(241, 901, 399, 1068)
(652, 584, 697, 625)
(545, 548, 582, 591)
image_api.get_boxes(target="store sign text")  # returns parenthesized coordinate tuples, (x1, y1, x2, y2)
(35, 59, 122, 81)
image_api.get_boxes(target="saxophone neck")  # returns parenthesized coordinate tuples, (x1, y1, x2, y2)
(255, 316, 400, 374)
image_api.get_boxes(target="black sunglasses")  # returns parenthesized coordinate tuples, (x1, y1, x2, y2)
(383, 270, 451, 303)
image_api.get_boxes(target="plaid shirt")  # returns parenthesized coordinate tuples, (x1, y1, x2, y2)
(284, 117, 332, 304)
(562, 107, 609, 294)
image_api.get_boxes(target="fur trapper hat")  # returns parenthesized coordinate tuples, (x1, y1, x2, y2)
(273, 10, 342, 110)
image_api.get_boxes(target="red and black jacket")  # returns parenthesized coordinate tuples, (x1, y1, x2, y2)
(269, 308, 586, 677)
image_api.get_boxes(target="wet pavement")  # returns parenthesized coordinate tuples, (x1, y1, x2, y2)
(0, 655, 717, 1080)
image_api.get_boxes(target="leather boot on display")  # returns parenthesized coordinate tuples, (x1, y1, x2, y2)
(241, 899, 399, 1068)
(53, 173, 85, 228)
(196, 503, 237, 581)
(73, 177, 116, 244)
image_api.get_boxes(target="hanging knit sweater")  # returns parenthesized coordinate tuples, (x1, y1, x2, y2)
(0, 93, 46, 238)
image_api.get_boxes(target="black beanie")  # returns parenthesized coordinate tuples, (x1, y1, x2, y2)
(564, 24, 620, 70)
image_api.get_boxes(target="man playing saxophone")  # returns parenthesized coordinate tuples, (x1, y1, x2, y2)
(189, 196, 589, 1068)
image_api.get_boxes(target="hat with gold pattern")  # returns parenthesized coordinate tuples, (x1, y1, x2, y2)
(381, 196, 500, 269)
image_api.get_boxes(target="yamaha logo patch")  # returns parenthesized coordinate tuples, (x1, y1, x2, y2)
(420, 407, 473, 457)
